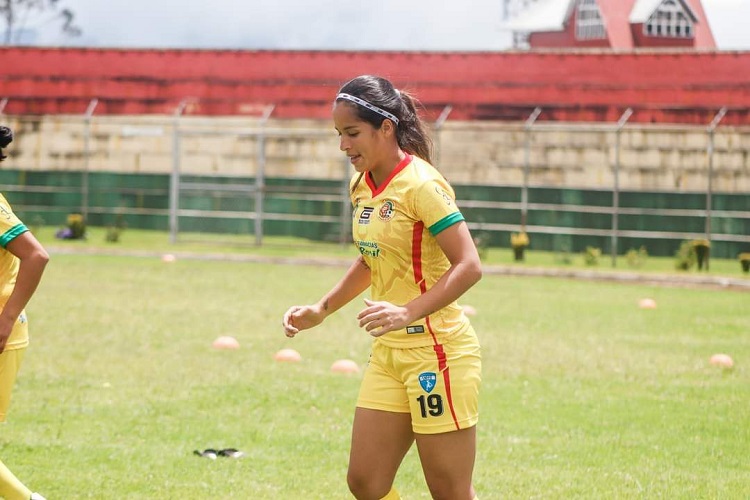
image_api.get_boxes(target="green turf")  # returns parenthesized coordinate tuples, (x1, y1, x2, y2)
(1, 229, 747, 498)
(34, 226, 750, 278)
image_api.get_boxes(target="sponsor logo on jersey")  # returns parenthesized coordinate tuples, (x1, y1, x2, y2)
(418, 372, 437, 393)
(378, 200, 395, 221)
(406, 325, 425, 334)
(356, 240, 380, 257)
(434, 186, 453, 206)
(358, 206, 374, 225)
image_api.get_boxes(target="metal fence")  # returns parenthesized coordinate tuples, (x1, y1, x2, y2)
(170, 120, 348, 246)
(446, 106, 749, 264)
(0, 102, 748, 261)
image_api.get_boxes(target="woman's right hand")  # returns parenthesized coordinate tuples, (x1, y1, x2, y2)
(282, 304, 326, 338)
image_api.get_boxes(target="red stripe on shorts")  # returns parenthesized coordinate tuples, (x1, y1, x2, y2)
(413, 221, 459, 428)
(433, 342, 460, 430)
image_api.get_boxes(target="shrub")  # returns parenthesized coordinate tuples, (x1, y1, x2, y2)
(739, 253, 750, 273)
(510, 232, 529, 262)
(625, 246, 648, 268)
(691, 239, 710, 270)
(674, 240, 696, 271)
(583, 246, 601, 266)
(55, 213, 86, 240)
(105, 214, 127, 243)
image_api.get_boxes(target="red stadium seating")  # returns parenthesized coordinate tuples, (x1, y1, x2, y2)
(1, 47, 748, 125)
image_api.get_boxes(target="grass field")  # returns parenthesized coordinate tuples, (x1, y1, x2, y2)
(2, 228, 748, 499)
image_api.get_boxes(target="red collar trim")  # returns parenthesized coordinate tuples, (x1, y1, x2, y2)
(366, 154, 413, 196)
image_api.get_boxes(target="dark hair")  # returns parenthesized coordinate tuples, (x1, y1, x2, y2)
(0, 126, 12, 162)
(336, 75, 433, 164)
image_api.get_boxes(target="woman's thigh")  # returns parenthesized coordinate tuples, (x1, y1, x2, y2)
(415, 425, 476, 499)
(348, 407, 414, 497)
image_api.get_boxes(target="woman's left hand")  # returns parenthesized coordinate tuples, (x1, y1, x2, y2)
(357, 298, 412, 337)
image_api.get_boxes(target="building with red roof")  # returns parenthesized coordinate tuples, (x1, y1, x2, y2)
(507, 0, 716, 49)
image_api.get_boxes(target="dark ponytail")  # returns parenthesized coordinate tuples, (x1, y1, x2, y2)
(336, 75, 433, 164)
(394, 90, 433, 164)
(0, 127, 12, 161)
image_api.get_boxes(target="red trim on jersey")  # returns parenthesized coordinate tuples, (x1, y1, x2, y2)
(433, 342, 460, 430)
(412, 221, 426, 293)
(413, 222, 440, 345)
(366, 153, 413, 197)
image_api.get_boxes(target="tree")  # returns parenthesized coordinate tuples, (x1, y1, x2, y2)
(0, 0, 81, 45)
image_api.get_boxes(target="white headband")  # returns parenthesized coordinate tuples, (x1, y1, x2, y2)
(336, 93, 400, 125)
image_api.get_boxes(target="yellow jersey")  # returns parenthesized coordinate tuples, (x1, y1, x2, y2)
(0, 194, 30, 350)
(351, 154, 471, 348)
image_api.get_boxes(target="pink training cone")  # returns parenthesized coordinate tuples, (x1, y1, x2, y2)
(212, 336, 240, 350)
(274, 348, 302, 362)
(331, 359, 360, 374)
(638, 298, 657, 309)
(709, 353, 734, 369)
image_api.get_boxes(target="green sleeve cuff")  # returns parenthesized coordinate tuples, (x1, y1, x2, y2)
(0, 224, 29, 248)
(428, 212, 464, 236)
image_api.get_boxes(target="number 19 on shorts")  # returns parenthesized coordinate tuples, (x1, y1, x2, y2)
(416, 394, 444, 418)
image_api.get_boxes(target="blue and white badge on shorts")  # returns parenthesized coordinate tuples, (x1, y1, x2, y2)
(418, 372, 437, 393)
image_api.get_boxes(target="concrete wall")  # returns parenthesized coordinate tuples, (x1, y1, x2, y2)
(3, 114, 748, 193)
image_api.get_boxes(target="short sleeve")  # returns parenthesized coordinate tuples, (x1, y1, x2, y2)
(0, 199, 28, 248)
(413, 179, 465, 237)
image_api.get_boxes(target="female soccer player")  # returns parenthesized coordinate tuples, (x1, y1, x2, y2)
(0, 126, 50, 500)
(282, 76, 482, 500)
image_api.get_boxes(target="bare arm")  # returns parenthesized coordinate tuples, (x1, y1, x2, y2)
(0, 232, 50, 352)
(405, 221, 482, 320)
(318, 255, 372, 315)
(283, 255, 371, 337)
(359, 221, 481, 336)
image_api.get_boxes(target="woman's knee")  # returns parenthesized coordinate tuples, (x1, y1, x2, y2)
(425, 477, 473, 500)
(346, 467, 370, 498)
(347, 469, 392, 499)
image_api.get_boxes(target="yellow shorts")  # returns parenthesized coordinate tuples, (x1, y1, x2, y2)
(356, 328, 481, 434)
(0, 347, 25, 423)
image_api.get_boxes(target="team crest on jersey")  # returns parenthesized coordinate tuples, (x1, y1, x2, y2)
(358, 206, 374, 225)
(418, 372, 437, 393)
(378, 200, 395, 221)
(434, 186, 453, 206)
